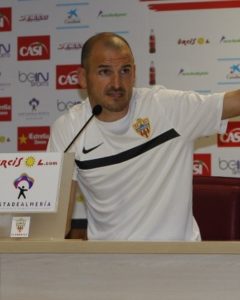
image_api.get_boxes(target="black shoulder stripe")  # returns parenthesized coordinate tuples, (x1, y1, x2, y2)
(75, 128, 180, 170)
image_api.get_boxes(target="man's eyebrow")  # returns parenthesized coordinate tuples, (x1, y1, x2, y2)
(122, 64, 132, 68)
(97, 64, 132, 68)
(98, 64, 110, 68)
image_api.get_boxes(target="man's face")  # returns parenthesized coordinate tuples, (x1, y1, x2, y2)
(79, 41, 136, 122)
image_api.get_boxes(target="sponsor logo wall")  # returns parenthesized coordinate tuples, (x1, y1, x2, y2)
(1, 1, 240, 176)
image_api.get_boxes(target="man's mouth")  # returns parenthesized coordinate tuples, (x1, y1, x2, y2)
(106, 89, 125, 98)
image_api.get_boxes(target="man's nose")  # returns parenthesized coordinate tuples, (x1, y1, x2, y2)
(111, 73, 121, 88)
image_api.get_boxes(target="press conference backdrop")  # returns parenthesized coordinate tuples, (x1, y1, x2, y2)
(1, 0, 240, 218)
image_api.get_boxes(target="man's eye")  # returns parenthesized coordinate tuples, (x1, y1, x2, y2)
(121, 68, 131, 75)
(99, 69, 111, 76)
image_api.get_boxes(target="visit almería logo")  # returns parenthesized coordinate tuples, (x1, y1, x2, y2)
(14, 173, 34, 200)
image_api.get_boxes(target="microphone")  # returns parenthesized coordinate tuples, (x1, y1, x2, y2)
(64, 104, 102, 153)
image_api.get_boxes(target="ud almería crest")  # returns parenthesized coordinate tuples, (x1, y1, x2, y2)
(133, 117, 151, 138)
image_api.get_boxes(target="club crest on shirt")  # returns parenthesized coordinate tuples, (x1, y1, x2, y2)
(132, 117, 151, 138)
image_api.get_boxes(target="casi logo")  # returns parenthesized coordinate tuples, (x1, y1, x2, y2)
(193, 153, 211, 176)
(218, 121, 240, 147)
(0, 7, 12, 32)
(56, 65, 81, 89)
(18, 126, 50, 151)
(0, 97, 11, 121)
(17, 35, 50, 61)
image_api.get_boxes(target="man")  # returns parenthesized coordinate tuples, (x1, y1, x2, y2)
(48, 32, 240, 241)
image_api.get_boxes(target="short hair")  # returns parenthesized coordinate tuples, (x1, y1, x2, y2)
(81, 32, 133, 68)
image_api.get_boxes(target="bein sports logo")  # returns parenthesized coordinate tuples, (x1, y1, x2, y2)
(0, 43, 11, 58)
(17, 35, 50, 61)
(193, 153, 211, 176)
(219, 158, 240, 175)
(18, 71, 49, 87)
(218, 121, 240, 147)
(56, 65, 81, 89)
(0, 7, 12, 32)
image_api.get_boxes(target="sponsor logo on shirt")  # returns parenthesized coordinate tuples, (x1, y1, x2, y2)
(193, 153, 211, 176)
(217, 121, 240, 147)
(17, 35, 50, 61)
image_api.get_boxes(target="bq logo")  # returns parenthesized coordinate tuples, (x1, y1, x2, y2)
(0, 7, 12, 32)
(0, 97, 11, 121)
(217, 121, 240, 147)
(18, 126, 50, 151)
(56, 65, 81, 89)
(17, 35, 50, 61)
(193, 153, 211, 176)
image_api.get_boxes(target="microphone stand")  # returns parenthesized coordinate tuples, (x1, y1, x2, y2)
(64, 105, 102, 153)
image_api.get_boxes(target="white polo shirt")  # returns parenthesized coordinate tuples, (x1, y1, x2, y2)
(47, 86, 225, 241)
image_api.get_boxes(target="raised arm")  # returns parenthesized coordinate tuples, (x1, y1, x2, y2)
(222, 89, 240, 120)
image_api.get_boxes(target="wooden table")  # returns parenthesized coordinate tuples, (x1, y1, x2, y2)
(1, 240, 240, 300)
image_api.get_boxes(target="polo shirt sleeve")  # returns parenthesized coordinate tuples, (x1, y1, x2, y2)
(156, 89, 226, 141)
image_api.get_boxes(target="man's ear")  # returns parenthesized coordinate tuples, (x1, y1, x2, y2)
(78, 65, 87, 89)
